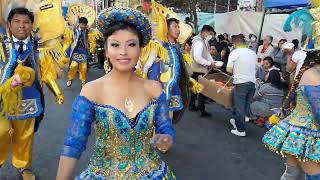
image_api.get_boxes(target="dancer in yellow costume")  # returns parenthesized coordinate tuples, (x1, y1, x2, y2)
(135, 0, 202, 123)
(0, 0, 68, 179)
(65, 4, 101, 87)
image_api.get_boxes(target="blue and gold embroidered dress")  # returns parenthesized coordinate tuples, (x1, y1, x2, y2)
(61, 93, 176, 179)
(263, 85, 320, 162)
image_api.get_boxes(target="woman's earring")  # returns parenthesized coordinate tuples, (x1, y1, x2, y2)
(104, 58, 112, 73)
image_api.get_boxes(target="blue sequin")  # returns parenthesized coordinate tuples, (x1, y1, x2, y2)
(61, 93, 176, 179)
(263, 86, 320, 162)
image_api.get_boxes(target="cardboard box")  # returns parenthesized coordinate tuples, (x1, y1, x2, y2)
(199, 72, 234, 109)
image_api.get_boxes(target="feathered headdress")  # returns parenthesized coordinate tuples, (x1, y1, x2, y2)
(282, 7, 320, 50)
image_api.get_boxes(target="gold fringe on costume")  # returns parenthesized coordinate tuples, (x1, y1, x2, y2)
(135, 69, 148, 78)
(61, 27, 74, 53)
(189, 77, 204, 93)
(183, 53, 193, 66)
(38, 40, 65, 104)
(38, 39, 69, 71)
(140, 40, 169, 66)
(0, 42, 4, 62)
(0, 33, 5, 62)
(263, 139, 320, 163)
(88, 29, 103, 54)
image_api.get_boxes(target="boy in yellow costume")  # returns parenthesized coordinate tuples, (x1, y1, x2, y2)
(65, 4, 100, 87)
(66, 17, 91, 87)
(0, 3, 67, 179)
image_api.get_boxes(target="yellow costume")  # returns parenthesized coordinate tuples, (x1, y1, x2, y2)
(64, 4, 101, 86)
(0, 0, 68, 177)
(134, 0, 202, 123)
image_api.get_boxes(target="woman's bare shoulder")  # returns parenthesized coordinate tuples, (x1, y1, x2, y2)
(142, 79, 163, 99)
(80, 76, 106, 101)
(300, 65, 320, 86)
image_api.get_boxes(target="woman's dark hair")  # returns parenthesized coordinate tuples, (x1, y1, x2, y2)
(266, 70, 283, 89)
(208, 39, 218, 48)
(185, 36, 193, 46)
(292, 39, 299, 49)
(280, 52, 320, 118)
(263, 56, 274, 66)
(104, 21, 144, 47)
(217, 34, 225, 42)
(221, 47, 230, 58)
(8, 7, 34, 23)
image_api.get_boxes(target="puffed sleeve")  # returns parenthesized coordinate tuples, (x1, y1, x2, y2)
(154, 93, 176, 141)
(304, 86, 320, 121)
(60, 96, 95, 159)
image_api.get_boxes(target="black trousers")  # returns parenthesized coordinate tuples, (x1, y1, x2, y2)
(190, 72, 206, 112)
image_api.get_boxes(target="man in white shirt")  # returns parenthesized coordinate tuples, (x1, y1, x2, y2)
(227, 35, 257, 137)
(190, 25, 217, 117)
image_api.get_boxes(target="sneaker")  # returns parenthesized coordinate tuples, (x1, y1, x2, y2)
(230, 118, 237, 129)
(231, 129, 246, 137)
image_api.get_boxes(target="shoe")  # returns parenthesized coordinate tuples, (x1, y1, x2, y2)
(20, 168, 36, 180)
(188, 105, 198, 112)
(230, 118, 237, 129)
(199, 111, 212, 117)
(66, 80, 72, 87)
(230, 129, 246, 137)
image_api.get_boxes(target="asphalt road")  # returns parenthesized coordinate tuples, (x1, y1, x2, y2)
(0, 67, 303, 180)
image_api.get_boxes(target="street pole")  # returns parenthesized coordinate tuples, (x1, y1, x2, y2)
(214, 0, 216, 14)
(227, 0, 230, 12)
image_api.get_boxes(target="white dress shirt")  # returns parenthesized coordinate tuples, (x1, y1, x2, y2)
(12, 36, 30, 52)
(192, 39, 213, 66)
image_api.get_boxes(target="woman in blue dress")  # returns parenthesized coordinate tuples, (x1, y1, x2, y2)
(262, 51, 320, 180)
(56, 7, 176, 180)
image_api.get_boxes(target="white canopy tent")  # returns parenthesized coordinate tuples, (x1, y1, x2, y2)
(214, 10, 302, 45)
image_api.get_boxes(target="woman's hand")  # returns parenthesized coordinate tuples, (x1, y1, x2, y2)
(152, 134, 173, 153)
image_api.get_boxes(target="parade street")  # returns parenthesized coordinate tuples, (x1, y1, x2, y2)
(0, 68, 301, 180)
